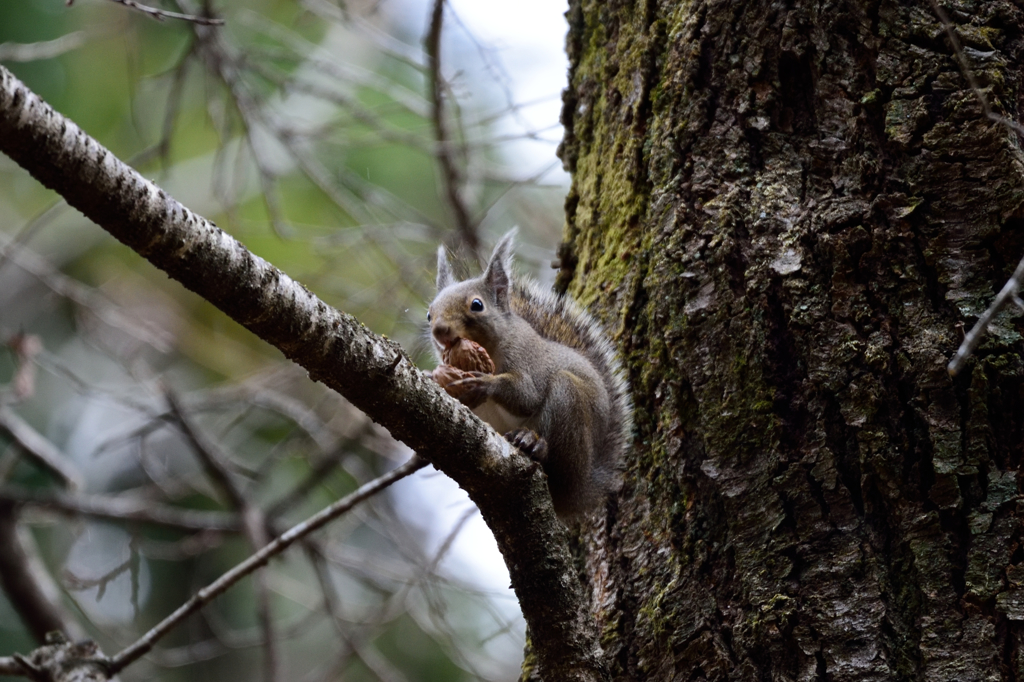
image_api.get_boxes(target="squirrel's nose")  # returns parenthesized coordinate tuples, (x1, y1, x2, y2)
(432, 323, 457, 348)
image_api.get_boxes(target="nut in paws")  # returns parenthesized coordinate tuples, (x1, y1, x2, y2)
(443, 338, 495, 374)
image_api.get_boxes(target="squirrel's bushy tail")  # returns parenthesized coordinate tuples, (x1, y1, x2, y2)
(511, 278, 633, 481)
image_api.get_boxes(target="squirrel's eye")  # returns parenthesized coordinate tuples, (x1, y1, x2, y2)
(427, 311, 432, 322)
(470, 298, 484, 312)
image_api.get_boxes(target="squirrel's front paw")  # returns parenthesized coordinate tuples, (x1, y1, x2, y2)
(447, 372, 492, 409)
(432, 364, 468, 388)
(505, 428, 549, 465)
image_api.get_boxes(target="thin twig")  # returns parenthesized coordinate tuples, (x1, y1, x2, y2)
(0, 32, 89, 62)
(948, 253, 1024, 375)
(297, 0, 427, 71)
(186, 1, 447, 245)
(172, 0, 292, 236)
(930, 0, 1024, 374)
(165, 389, 247, 510)
(157, 50, 193, 165)
(165, 388, 278, 682)
(0, 485, 242, 532)
(249, 62, 433, 151)
(244, 30, 428, 117)
(0, 200, 68, 271)
(106, 456, 428, 674)
(63, 553, 132, 593)
(0, 407, 83, 489)
(424, 0, 479, 259)
(70, 0, 225, 26)
(929, 0, 1024, 137)
(0, 503, 85, 642)
(309, 546, 411, 682)
(191, 373, 336, 451)
(428, 506, 475, 572)
(266, 444, 350, 518)
(0, 232, 174, 353)
(361, 497, 491, 680)
(145, 607, 321, 667)
(248, 560, 276, 681)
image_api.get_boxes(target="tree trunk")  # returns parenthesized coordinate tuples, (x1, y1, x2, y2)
(557, 0, 1024, 679)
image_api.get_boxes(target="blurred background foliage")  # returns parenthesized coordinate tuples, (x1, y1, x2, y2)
(0, 0, 569, 680)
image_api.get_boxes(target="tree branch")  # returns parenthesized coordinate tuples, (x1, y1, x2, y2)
(67, 0, 225, 26)
(7, 634, 106, 682)
(164, 389, 278, 682)
(947, 253, 1024, 375)
(107, 456, 428, 673)
(0, 485, 242, 532)
(0, 64, 606, 682)
(0, 407, 83, 489)
(0, 504, 85, 643)
(0, 33, 89, 62)
(0, 657, 25, 676)
(424, 0, 480, 259)
(929, 0, 1024, 375)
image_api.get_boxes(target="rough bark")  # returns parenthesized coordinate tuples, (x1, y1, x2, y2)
(6, 635, 108, 682)
(0, 65, 605, 682)
(557, 0, 1024, 680)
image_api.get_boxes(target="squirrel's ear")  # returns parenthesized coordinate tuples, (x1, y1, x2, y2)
(484, 229, 516, 310)
(436, 246, 455, 291)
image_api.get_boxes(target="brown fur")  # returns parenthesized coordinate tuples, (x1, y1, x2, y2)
(428, 230, 632, 518)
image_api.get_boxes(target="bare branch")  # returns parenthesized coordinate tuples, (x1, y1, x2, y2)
(183, 16, 292, 237)
(67, 0, 225, 26)
(930, 0, 1024, 374)
(0, 657, 25, 676)
(63, 552, 133, 594)
(0, 33, 89, 62)
(0, 407, 83, 489)
(189, 377, 336, 451)
(0, 200, 69, 272)
(298, 0, 428, 72)
(165, 389, 249, 510)
(241, 16, 429, 117)
(948, 253, 1024, 375)
(182, 3, 446, 244)
(0, 485, 242, 532)
(106, 456, 428, 673)
(266, 442, 349, 518)
(424, 0, 479, 259)
(164, 388, 278, 682)
(7, 635, 107, 682)
(0, 504, 85, 643)
(928, 0, 1024, 136)
(310, 546, 412, 682)
(7, 333, 42, 401)
(0, 232, 174, 353)
(147, 52, 193, 170)
(249, 62, 433, 151)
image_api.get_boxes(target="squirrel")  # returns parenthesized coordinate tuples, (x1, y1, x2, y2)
(427, 229, 632, 518)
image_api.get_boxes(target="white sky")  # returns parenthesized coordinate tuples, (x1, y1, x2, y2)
(447, 0, 570, 183)
(383, 0, 571, 184)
